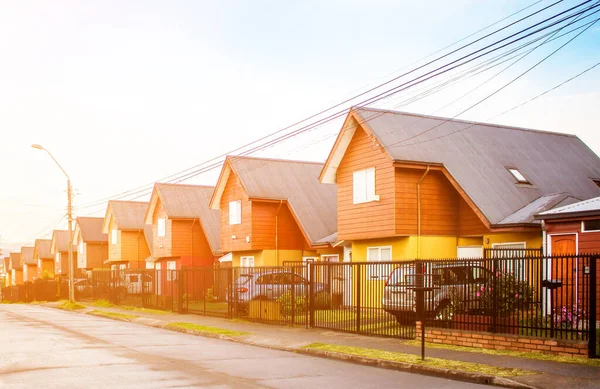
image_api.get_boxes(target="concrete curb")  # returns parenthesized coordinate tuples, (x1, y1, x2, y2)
(47, 305, 541, 389)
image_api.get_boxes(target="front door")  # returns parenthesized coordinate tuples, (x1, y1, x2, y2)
(550, 234, 577, 308)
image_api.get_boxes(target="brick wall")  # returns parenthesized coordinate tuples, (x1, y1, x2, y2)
(415, 322, 588, 357)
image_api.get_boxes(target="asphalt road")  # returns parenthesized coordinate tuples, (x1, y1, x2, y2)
(0, 305, 490, 389)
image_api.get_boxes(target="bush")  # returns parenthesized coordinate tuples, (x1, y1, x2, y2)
(278, 290, 306, 316)
(38, 270, 55, 281)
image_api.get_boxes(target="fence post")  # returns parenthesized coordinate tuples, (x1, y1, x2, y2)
(356, 264, 361, 333)
(589, 256, 598, 358)
(492, 257, 499, 333)
(309, 262, 315, 328)
(291, 266, 296, 325)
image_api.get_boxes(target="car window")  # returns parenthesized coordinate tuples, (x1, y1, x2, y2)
(235, 275, 251, 285)
(277, 273, 292, 284)
(256, 274, 274, 285)
(292, 274, 306, 284)
(129, 275, 139, 283)
(387, 266, 414, 286)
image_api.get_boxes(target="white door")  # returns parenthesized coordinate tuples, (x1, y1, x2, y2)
(343, 247, 352, 306)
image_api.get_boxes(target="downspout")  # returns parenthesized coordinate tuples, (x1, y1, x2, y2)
(275, 200, 283, 266)
(417, 165, 431, 259)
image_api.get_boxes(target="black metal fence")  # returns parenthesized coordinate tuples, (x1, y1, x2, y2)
(1, 279, 59, 303)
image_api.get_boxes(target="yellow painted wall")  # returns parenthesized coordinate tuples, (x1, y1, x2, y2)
(351, 236, 457, 261)
(484, 232, 542, 250)
(458, 237, 484, 246)
(230, 248, 344, 267)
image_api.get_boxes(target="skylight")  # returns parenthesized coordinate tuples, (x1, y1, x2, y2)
(592, 179, 600, 189)
(507, 168, 530, 184)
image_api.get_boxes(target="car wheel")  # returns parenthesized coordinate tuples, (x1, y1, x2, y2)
(395, 312, 416, 324)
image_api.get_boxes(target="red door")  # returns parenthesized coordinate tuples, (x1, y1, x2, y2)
(550, 235, 577, 308)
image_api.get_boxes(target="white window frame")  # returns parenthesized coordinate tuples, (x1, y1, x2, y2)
(353, 167, 379, 204)
(55, 252, 61, 264)
(456, 245, 483, 259)
(145, 262, 155, 269)
(157, 218, 166, 237)
(366, 246, 392, 280)
(229, 200, 242, 225)
(302, 256, 318, 263)
(581, 220, 600, 233)
(507, 167, 530, 184)
(79, 243, 85, 255)
(491, 242, 527, 280)
(166, 260, 176, 281)
(320, 254, 339, 263)
(240, 256, 254, 268)
(111, 229, 118, 244)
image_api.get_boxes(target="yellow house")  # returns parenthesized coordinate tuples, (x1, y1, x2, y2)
(319, 107, 600, 262)
(210, 156, 341, 267)
(34, 239, 54, 278)
(102, 200, 152, 270)
(21, 246, 36, 283)
(1, 256, 9, 287)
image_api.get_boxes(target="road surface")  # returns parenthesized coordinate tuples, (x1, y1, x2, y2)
(0, 304, 489, 388)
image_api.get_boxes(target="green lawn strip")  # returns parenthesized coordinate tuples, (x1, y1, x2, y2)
(166, 322, 249, 337)
(57, 300, 86, 311)
(118, 306, 169, 315)
(404, 339, 600, 367)
(90, 299, 114, 308)
(303, 343, 534, 378)
(90, 310, 138, 320)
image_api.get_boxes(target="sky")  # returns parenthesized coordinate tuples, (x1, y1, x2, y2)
(1, 0, 599, 254)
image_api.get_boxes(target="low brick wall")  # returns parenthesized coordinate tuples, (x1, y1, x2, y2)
(415, 321, 588, 357)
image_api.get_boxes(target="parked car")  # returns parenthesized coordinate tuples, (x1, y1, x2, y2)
(382, 263, 493, 323)
(112, 272, 154, 295)
(230, 269, 328, 310)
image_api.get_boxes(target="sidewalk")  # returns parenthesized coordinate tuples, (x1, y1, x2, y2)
(47, 302, 599, 389)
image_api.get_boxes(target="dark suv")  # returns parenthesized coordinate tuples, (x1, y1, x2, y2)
(382, 263, 492, 323)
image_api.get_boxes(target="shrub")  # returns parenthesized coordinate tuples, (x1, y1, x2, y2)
(278, 290, 306, 316)
(204, 287, 217, 302)
(313, 291, 332, 309)
(38, 270, 55, 281)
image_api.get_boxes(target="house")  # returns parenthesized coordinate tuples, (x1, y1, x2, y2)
(50, 230, 78, 277)
(73, 217, 108, 274)
(1, 256, 8, 287)
(10, 252, 23, 285)
(34, 239, 54, 278)
(319, 107, 600, 264)
(21, 246, 36, 283)
(102, 200, 152, 270)
(209, 156, 340, 267)
(535, 196, 600, 319)
(144, 183, 221, 271)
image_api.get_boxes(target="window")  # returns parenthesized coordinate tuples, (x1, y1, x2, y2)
(55, 252, 61, 264)
(166, 261, 176, 281)
(146, 262, 155, 269)
(507, 168, 530, 184)
(302, 256, 317, 263)
(321, 254, 339, 263)
(583, 219, 600, 232)
(240, 256, 254, 268)
(119, 263, 127, 271)
(229, 200, 242, 225)
(353, 167, 378, 204)
(366, 246, 392, 279)
(492, 242, 526, 280)
(157, 218, 166, 237)
(111, 229, 118, 244)
(79, 243, 85, 255)
(38, 259, 41, 268)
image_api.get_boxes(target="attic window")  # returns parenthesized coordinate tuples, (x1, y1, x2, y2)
(507, 168, 530, 184)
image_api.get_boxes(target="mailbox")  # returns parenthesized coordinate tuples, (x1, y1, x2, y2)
(541, 279, 563, 290)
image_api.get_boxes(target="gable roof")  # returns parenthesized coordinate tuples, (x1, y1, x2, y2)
(102, 200, 149, 233)
(75, 217, 108, 243)
(3, 257, 9, 271)
(34, 239, 53, 259)
(21, 246, 35, 265)
(321, 107, 600, 226)
(51, 230, 76, 253)
(536, 196, 600, 220)
(10, 252, 22, 270)
(144, 183, 221, 254)
(210, 156, 338, 245)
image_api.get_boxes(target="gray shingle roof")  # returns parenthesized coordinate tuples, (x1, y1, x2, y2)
(52, 230, 76, 253)
(351, 108, 600, 225)
(537, 196, 600, 219)
(228, 156, 338, 244)
(76, 217, 108, 243)
(108, 201, 149, 230)
(10, 252, 22, 269)
(34, 239, 53, 259)
(154, 183, 221, 254)
(21, 246, 35, 265)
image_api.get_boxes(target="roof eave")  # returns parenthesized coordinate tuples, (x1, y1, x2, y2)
(534, 210, 600, 221)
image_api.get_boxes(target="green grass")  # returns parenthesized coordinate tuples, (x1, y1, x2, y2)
(90, 310, 138, 320)
(57, 300, 86, 311)
(119, 306, 169, 315)
(187, 301, 230, 313)
(303, 343, 534, 378)
(90, 299, 114, 308)
(404, 339, 600, 367)
(166, 322, 249, 337)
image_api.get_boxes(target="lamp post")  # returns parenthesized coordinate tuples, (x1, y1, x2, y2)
(32, 144, 75, 302)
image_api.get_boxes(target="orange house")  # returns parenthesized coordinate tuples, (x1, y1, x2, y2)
(21, 246, 36, 283)
(50, 230, 79, 277)
(102, 200, 152, 270)
(3, 256, 10, 287)
(10, 252, 23, 285)
(34, 239, 54, 278)
(144, 183, 221, 271)
(209, 156, 341, 267)
(319, 107, 600, 264)
(74, 217, 108, 273)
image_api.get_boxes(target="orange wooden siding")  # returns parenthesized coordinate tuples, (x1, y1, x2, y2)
(107, 217, 121, 261)
(337, 125, 395, 240)
(39, 260, 54, 276)
(458, 196, 488, 236)
(152, 200, 172, 257)
(220, 171, 252, 252)
(86, 243, 108, 269)
(119, 230, 151, 268)
(171, 219, 213, 262)
(251, 201, 310, 250)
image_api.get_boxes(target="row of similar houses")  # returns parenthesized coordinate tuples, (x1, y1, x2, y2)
(3, 108, 600, 288)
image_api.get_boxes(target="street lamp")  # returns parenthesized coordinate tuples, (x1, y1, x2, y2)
(31, 144, 75, 302)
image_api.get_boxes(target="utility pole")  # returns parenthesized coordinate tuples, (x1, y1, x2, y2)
(67, 179, 75, 302)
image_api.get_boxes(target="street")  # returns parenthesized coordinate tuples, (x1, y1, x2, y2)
(0, 305, 490, 389)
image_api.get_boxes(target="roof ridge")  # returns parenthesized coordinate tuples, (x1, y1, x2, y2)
(228, 154, 324, 166)
(354, 107, 578, 139)
(109, 200, 149, 205)
(156, 182, 215, 189)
